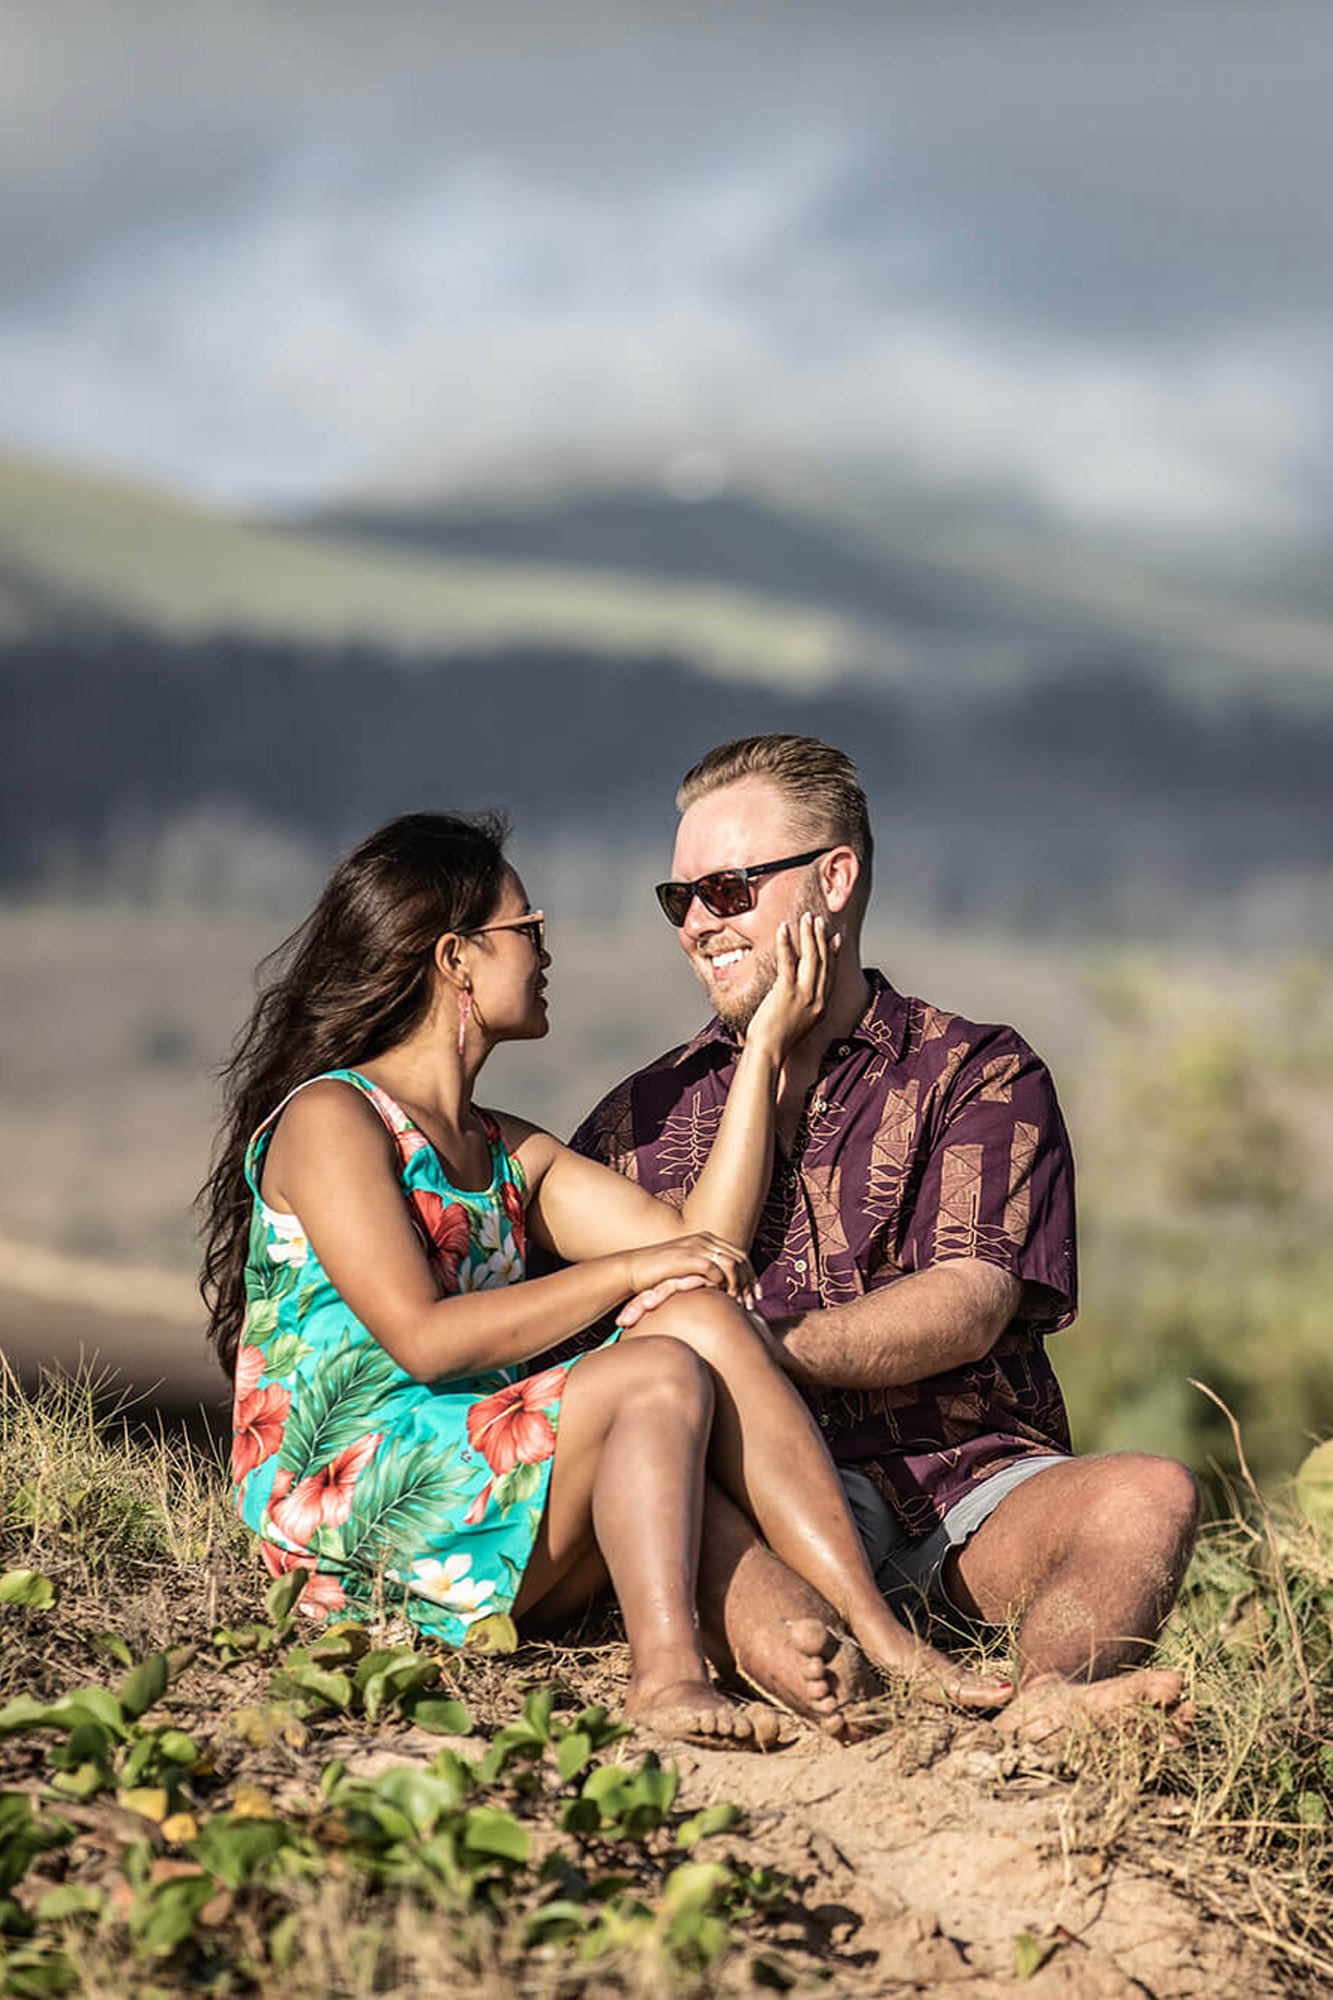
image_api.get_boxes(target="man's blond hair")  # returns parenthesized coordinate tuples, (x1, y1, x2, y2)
(676, 734, 873, 921)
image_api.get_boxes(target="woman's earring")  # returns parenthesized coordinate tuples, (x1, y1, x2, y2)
(457, 987, 472, 1057)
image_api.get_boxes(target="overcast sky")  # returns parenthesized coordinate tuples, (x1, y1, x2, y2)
(1, 1, 1329, 542)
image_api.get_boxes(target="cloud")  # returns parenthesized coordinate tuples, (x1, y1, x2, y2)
(0, 0, 1329, 538)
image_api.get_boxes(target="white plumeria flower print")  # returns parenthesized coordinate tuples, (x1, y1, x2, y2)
(267, 1211, 310, 1267)
(475, 1210, 505, 1255)
(407, 1553, 497, 1623)
(476, 1239, 523, 1288)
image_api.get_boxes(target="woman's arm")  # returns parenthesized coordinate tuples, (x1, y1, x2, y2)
(677, 912, 832, 1246)
(259, 1083, 749, 1382)
(508, 914, 834, 1266)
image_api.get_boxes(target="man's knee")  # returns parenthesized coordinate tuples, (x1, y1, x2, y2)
(1073, 1453, 1200, 1567)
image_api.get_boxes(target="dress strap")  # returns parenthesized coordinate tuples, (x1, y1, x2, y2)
(242, 1069, 394, 1197)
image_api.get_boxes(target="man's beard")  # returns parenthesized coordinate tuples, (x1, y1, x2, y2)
(703, 943, 778, 1035)
(694, 883, 828, 1034)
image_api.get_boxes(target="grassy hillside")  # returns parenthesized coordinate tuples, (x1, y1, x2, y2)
(0, 452, 866, 691)
(4, 446, 1333, 703)
(305, 466, 1333, 702)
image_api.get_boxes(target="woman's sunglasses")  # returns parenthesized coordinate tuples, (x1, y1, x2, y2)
(464, 910, 546, 953)
(654, 849, 829, 928)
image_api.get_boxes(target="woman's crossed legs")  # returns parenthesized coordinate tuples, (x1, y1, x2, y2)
(513, 1293, 1011, 1743)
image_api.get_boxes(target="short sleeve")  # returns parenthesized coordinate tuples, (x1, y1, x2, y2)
(895, 1029, 1077, 1331)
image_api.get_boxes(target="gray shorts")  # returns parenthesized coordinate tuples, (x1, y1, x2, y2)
(839, 1457, 1068, 1627)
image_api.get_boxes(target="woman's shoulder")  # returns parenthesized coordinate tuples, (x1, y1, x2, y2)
(264, 1074, 400, 1154)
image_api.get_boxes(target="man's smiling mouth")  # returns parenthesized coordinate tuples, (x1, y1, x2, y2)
(705, 947, 748, 975)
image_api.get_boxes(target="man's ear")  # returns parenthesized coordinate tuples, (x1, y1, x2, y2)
(821, 847, 859, 916)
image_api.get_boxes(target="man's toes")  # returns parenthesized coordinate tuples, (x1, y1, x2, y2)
(784, 1615, 833, 1660)
(799, 1659, 838, 1708)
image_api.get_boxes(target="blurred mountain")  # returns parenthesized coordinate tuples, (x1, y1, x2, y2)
(4, 445, 1333, 703)
(3, 445, 1332, 940)
(0, 451, 861, 691)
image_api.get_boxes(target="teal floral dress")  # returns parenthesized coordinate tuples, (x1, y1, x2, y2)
(231, 1068, 592, 1644)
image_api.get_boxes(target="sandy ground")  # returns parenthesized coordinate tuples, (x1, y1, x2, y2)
(668, 1721, 1282, 1997)
(324, 1701, 1286, 1997)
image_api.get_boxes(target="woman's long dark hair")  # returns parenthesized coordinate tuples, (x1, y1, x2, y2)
(198, 810, 510, 1377)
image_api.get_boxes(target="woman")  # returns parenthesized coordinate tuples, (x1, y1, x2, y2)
(200, 812, 1008, 1741)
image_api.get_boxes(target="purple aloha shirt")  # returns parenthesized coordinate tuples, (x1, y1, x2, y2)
(570, 970, 1078, 1535)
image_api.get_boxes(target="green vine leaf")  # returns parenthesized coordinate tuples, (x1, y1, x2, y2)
(0, 1571, 57, 1611)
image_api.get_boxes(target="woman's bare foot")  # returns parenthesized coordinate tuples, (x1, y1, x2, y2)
(733, 1616, 876, 1737)
(993, 1667, 1190, 1746)
(624, 1676, 784, 1749)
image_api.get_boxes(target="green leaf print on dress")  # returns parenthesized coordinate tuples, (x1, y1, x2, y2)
(234, 1069, 587, 1645)
(275, 1331, 403, 1479)
(340, 1438, 476, 1567)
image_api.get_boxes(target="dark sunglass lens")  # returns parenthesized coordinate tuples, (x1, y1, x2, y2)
(697, 871, 751, 919)
(656, 883, 691, 925)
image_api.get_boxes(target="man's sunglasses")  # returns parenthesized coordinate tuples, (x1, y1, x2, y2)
(464, 910, 546, 953)
(654, 849, 829, 928)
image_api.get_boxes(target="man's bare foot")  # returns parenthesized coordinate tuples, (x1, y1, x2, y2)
(624, 1677, 783, 1750)
(733, 1616, 875, 1737)
(993, 1667, 1190, 1746)
(859, 1626, 1014, 1711)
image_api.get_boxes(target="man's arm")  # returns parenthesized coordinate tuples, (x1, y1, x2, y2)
(765, 1258, 1023, 1389)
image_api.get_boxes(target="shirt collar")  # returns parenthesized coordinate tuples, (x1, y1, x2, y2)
(674, 967, 908, 1069)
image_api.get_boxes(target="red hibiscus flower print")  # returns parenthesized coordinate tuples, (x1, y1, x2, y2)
(366, 1084, 431, 1163)
(268, 1432, 382, 1545)
(232, 1381, 291, 1482)
(259, 1540, 346, 1616)
(500, 1177, 527, 1257)
(466, 1366, 565, 1476)
(411, 1190, 472, 1290)
(234, 1343, 265, 1401)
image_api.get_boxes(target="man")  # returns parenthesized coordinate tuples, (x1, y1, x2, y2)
(571, 734, 1198, 1738)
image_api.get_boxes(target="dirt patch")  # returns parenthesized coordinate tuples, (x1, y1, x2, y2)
(659, 1722, 1273, 1996)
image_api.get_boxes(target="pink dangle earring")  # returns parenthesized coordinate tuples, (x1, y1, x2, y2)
(457, 987, 472, 1057)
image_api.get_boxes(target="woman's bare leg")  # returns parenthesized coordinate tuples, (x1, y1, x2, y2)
(621, 1296, 1011, 1711)
(512, 1335, 780, 1744)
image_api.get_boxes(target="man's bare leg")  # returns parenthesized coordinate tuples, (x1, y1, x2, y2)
(620, 1294, 1010, 1708)
(943, 1453, 1200, 1743)
(696, 1481, 877, 1733)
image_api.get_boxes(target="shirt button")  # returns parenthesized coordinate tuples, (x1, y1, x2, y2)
(819, 1412, 831, 1428)
(836, 1043, 851, 1058)
(811, 1096, 828, 1114)
(794, 1258, 807, 1273)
